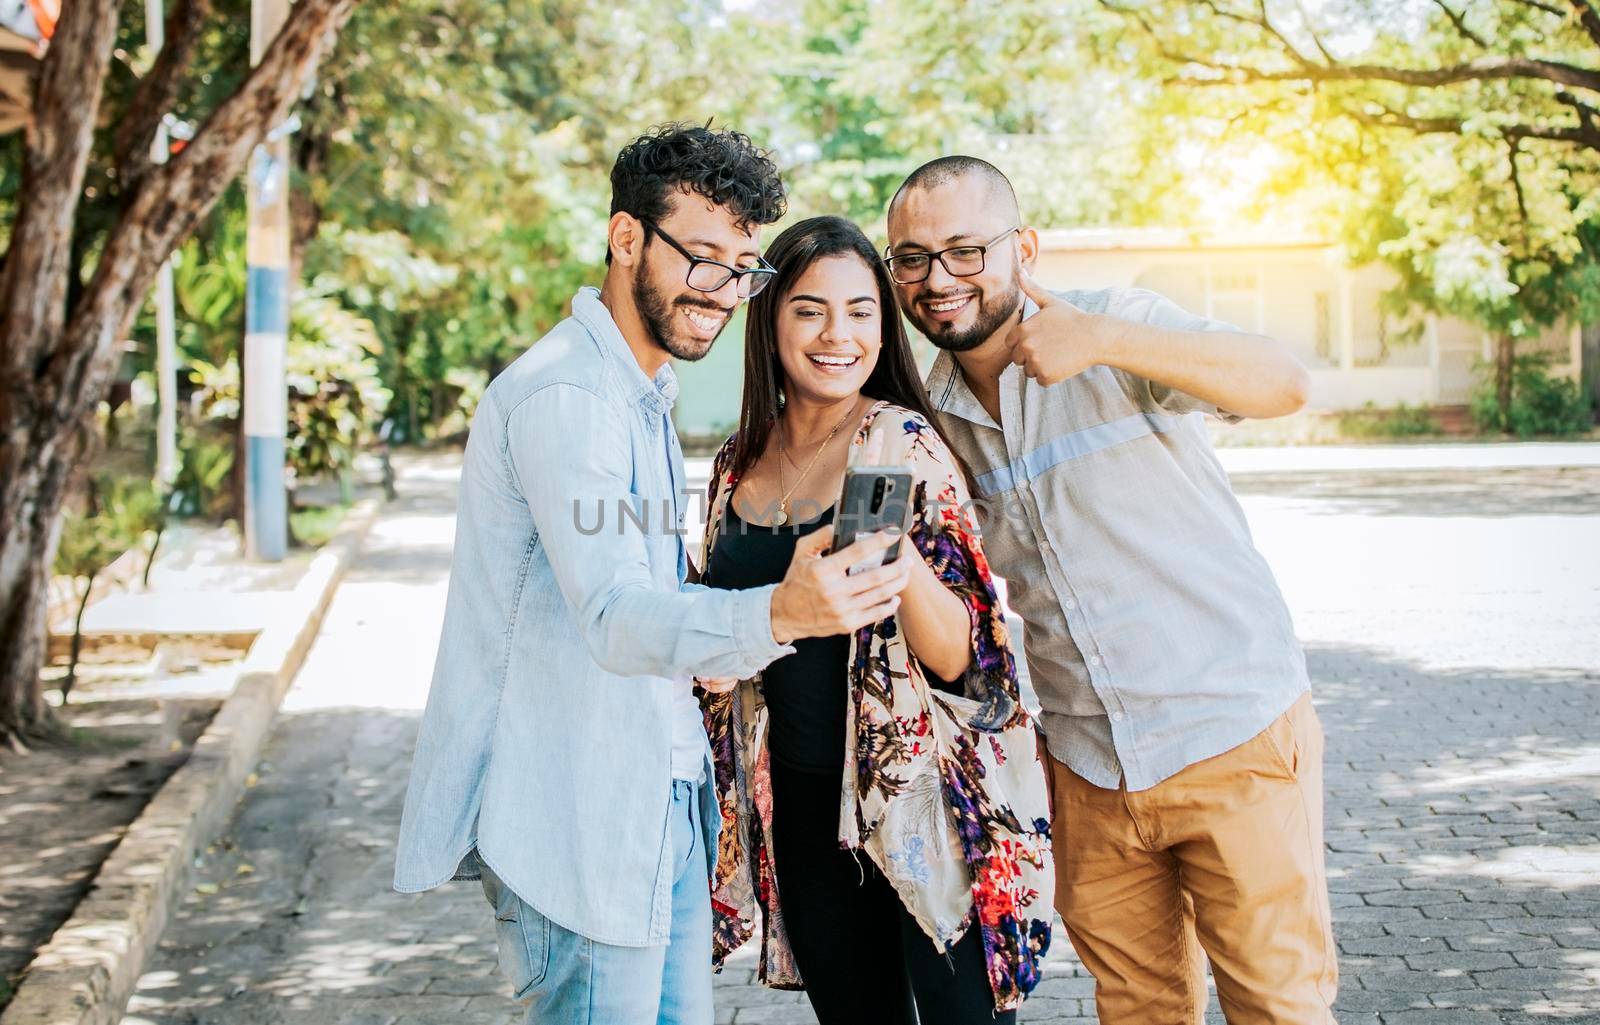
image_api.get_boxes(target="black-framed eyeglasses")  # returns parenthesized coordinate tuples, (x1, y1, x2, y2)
(883, 227, 1020, 285)
(641, 220, 776, 298)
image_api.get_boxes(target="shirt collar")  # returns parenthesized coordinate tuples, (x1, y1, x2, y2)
(571, 286, 678, 414)
(925, 293, 1039, 430)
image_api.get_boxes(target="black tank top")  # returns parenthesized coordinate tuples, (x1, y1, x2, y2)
(705, 500, 850, 774)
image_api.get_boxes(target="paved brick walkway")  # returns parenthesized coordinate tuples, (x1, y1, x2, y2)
(120, 458, 1600, 1025)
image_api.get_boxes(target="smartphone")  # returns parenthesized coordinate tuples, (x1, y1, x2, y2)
(831, 465, 914, 574)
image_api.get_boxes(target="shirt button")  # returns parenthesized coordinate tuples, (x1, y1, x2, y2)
(1088, 655, 1103, 667)
(1111, 711, 1127, 723)
(1062, 597, 1075, 610)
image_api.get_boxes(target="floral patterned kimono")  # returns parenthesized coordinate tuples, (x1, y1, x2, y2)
(700, 400, 1054, 1012)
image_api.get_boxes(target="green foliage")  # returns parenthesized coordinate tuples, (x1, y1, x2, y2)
(169, 191, 249, 370)
(21, 0, 1260, 460)
(1089, 0, 1600, 360)
(436, 366, 489, 440)
(245, 0, 1198, 449)
(289, 504, 349, 548)
(1337, 401, 1442, 440)
(18, 0, 1598, 464)
(53, 475, 164, 698)
(53, 476, 162, 581)
(1470, 354, 1594, 438)
(286, 293, 391, 482)
(171, 429, 236, 521)
(186, 291, 388, 487)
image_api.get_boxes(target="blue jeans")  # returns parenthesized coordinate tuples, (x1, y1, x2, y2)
(478, 779, 714, 1025)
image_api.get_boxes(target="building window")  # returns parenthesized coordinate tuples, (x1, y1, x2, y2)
(1354, 316, 1391, 367)
(1315, 291, 1332, 364)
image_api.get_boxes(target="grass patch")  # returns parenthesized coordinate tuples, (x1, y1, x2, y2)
(61, 725, 147, 752)
(289, 503, 349, 548)
(1337, 402, 1442, 440)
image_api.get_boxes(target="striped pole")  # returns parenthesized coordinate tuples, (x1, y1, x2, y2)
(243, 0, 289, 561)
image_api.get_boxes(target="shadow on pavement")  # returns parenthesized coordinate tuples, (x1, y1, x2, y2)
(1232, 468, 1600, 518)
(114, 643, 1600, 1025)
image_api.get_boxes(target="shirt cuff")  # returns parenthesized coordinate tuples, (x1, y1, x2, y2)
(735, 584, 796, 669)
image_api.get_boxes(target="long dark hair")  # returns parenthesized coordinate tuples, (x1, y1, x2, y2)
(729, 216, 947, 483)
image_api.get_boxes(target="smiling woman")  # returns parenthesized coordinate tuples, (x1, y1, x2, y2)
(698, 214, 1053, 1024)
(727, 216, 941, 486)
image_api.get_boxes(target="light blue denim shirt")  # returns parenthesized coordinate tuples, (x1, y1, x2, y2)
(394, 286, 795, 946)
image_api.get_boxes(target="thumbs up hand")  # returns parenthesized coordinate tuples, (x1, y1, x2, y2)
(1004, 270, 1113, 387)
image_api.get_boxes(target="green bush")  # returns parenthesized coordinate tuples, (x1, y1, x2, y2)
(1338, 401, 1442, 440)
(53, 475, 163, 698)
(286, 293, 391, 484)
(1471, 353, 1594, 438)
(54, 476, 163, 580)
(289, 504, 350, 548)
(172, 428, 236, 521)
(186, 291, 390, 493)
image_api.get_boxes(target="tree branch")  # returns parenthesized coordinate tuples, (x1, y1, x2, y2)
(113, 0, 213, 188)
(1507, 137, 1530, 249)
(1509, 0, 1567, 16)
(48, 0, 359, 427)
(1098, 0, 1223, 70)
(1342, 102, 1600, 150)
(1556, 87, 1600, 129)
(1188, 0, 1319, 66)
(1180, 55, 1600, 94)
(1289, 0, 1339, 65)
(1103, 0, 1600, 92)
(1344, 104, 1469, 135)
(1566, 0, 1600, 52)
(1430, 0, 1490, 49)
(0, 0, 119, 387)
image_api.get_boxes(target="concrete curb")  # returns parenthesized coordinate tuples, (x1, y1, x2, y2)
(0, 498, 382, 1025)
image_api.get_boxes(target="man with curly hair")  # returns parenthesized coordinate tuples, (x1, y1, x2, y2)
(394, 124, 910, 1024)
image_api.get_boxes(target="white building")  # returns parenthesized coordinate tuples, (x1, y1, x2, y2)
(670, 226, 1588, 438)
(1035, 227, 1584, 410)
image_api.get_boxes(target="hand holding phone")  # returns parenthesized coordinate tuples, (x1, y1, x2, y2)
(769, 527, 910, 643)
(830, 465, 914, 575)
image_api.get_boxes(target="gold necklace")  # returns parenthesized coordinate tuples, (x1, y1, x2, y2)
(773, 399, 859, 526)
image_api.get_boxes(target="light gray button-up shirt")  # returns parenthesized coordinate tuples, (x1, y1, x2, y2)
(925, 288, 1308, 792)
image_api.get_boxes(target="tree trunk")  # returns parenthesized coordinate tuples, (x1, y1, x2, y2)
(0, 0, 120, 746)
(0, 0, 357, 748)
(1496, 333, 1516, 433)
(0, 434, 77, 744)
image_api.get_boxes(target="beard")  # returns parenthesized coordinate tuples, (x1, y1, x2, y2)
(909, 269, 1023, 353)
(632, 268, 728, 363)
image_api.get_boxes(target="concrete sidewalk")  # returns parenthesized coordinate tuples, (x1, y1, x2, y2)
(119, 452, 1600, 1025)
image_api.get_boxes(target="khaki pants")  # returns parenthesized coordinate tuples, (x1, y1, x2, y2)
(1049, 693, 1338, 1025)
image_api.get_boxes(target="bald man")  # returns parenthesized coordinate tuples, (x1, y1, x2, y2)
(884, 156, 1336, 1025)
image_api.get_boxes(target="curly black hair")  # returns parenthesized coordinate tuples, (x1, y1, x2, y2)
(606, 123, 787, 264)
